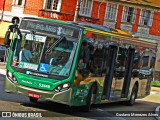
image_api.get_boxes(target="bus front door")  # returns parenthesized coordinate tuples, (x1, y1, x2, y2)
(102, 45, 118, 100)
(114, 47, 135, 99)
(121, 48, 135, 98)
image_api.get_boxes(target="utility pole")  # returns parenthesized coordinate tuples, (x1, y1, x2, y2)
(1, 0, 6, 21)
(74, 0, 81, 22)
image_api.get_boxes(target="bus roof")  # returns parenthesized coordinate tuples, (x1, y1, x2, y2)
(21, 17, 157, 49)
(22, 17, 70, 25)
(75, 23, 157, 49)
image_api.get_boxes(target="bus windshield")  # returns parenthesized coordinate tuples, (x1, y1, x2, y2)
(11, 29, 78, 77)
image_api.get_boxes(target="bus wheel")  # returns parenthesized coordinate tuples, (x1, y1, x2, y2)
(83, 85, 96, 112)
(126, 85, 138, 106)
(29, 97, 38, 103)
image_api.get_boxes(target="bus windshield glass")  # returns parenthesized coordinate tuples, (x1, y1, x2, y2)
(11, 19, 80, 77)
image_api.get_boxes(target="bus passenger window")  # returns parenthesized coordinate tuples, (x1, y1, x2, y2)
(114, 48, 128, 78)
(142, 56, 149, 67)
(90, 45, 104, 76)
(77, 42, 91, 77)
(150, 57, 156, 68)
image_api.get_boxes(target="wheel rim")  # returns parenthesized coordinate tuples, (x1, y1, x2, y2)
(90, 87, 96, 105)
(91, 93, 96, 104)
(131, 91, 136, 104)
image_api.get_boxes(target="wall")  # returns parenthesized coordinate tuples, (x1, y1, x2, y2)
(4, 0, 12, 12)
(149, 11, 160, 36)
(60, 0, 76, 14)
(0, 0, 4, 10)
(115, 5, 123, 29)
(24, 0, 44, 16)
(91, 1, 106, 25)
(132, 8, 141, 32)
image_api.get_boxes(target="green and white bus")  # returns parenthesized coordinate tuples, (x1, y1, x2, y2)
(4, 17, 157, 111)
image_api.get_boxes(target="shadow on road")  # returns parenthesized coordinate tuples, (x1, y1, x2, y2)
(20, 99, 159, 118)
(21, 101, 114, 118)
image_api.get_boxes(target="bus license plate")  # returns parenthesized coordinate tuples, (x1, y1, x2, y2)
(28, 92, 40, 98)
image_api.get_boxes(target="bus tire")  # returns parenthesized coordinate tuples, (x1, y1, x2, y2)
(83, 85, 97, 112)
(126, 85, 138, 106)
(29, 97, 38, 103)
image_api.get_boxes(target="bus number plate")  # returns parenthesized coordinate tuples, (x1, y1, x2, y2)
(28, 92, 40, 98)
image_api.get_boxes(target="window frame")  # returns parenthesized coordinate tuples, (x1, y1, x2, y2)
(12, 0, 25, 6)
(43, 0, 62, 12)
(139, 9, 154, 27)
(79, 0, 93, 17)
(122, 6, 136, 24)
(105, 3, 118, 21)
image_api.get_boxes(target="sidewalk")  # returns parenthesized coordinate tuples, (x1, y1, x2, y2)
(151, 86, 160, 94)
(0, 62, 6, 75)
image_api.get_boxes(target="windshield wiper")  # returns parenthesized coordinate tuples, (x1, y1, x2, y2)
(46, 36, 66, 53)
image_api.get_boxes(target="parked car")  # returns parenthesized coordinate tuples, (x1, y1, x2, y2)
(0, 44, 8, 62)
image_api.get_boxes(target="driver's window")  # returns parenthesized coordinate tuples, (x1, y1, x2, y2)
(48, 40, 72, 66)
(47, 39, 76, 76)
(41, 37, 56, 63)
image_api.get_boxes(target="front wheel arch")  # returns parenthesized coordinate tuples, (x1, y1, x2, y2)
(81, 82, 98, 112)
(126, 84, 138, 106)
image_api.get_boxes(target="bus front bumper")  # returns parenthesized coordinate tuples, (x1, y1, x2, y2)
(5, 77, 71, 105)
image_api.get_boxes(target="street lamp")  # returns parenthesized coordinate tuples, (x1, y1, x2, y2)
(73, 0, 82, 22)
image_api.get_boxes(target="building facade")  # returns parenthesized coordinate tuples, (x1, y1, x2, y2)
(1, 0, 160, 41)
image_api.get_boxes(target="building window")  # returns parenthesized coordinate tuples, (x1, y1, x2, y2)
(45, 0, 62, 11)
(105, 3, 117, 21)
(139, 9, 153, 26)
(122, 6, 136, 23)
(79, 0, 93, 17)
(12, 0, 25, 6)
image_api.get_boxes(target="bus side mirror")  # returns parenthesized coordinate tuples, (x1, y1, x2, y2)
(4, 31, 11, 46)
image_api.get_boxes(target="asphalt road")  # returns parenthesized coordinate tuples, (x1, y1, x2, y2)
(0, 73, 159, 120)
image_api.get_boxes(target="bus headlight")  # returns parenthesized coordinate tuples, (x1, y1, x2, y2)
(7, 71, 17, 84)
(55, 83, 70, 92)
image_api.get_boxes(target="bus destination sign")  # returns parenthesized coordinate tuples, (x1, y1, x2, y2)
(19, 19, 80, 39)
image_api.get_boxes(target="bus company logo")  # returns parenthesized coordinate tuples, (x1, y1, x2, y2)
(155, 106, 160, 120)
